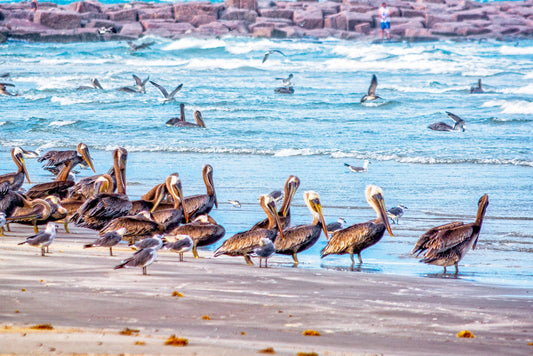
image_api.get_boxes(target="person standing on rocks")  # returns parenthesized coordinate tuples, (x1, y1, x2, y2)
(379, 2, 391, 40)
(30, 0, 38, 11)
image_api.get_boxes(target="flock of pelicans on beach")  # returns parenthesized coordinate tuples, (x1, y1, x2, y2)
(0, 144, 488, 275)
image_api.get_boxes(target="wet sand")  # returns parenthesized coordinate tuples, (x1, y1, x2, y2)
(1, 223, 532, 355)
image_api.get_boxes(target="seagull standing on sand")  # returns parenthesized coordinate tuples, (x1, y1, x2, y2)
(344, 160, 370, 173)
(163, 234, 193, 262)
(251, 237, 276, 268)
(0, 212, 6, 236)
(150, 81, 183, 104)
(360, 74, 380, 103)
(387, 205, 407, 224)
(130, 234, 164, 250)
(114, 247, 158, 275)
(17, 222, 57, 256)
(262, 49, 286, 63)
(84, 227, 127, 256)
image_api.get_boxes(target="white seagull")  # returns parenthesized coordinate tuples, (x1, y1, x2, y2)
(18, 222, 57, 256)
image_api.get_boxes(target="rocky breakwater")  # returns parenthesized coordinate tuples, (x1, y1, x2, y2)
(0, 0, 532, 43)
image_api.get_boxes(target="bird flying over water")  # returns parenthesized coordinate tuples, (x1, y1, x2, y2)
(0, 82, 18, 96)
(262, 49, 286, 63)
(128, 41, 155, 52)
(150, 80, 183, 104)
(360, 74, 380, 103)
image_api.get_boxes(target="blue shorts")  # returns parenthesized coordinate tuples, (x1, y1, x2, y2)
(381, 21, 390, 30)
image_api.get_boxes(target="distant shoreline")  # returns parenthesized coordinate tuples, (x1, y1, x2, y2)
(0, 0, 532, 43)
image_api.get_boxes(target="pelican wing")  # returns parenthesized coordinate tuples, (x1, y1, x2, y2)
(411, 221, 465, 256)
(423, 224, 475, 257)
(321, 222, 374, 257)
(368, 74, 378, 96)
(100, 215, 161, 237)
(40, 150, 77, 167)
(214, 229, 273, 257)
(26, 181, 74, 199)
(184, 194, 214, 219)
(275, 224, 317, 252)
(446, 111, 463, 123)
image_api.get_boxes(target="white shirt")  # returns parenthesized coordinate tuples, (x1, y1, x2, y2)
(379, 7, 391, 22)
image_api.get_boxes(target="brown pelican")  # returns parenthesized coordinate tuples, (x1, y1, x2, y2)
(150, 80, 183, 104)
(0, 181, 32, 218)
(76, 78, 103, 90)
(0, 147, 31, 190)
(428, 112, 466, 132)
(166, 214, 225, 258)
(275, 191, 329, 266)
(387, 204, 407, 224)
(262, 49, 286, 63)
(214, 194, 284, 265)
(99, 211, 164, 244)
(128, 41, 155, 52)
(150, 174, 189, 232)
(345, 160, 370, 173)
(326, 217, 346, 235)
(470, 79, 484, 94)
(183, 164, 217, 220)
(412, 194, 489, 274)
(38, 142, 96, 174)
(252, 175, 300, 230)
(321, 185, 393, 266)
(0, 82, 19, 96)
(114, 246, 158, 275)
(117, 74, 149, 93)
(7, 196, 67, 233)
(251, 237, 276, 268)
(72, 148, 131, 230)
(171, 110, 206, 128)
(360, 74, 380, 103)
(84, 227, 126, 256)
(166, 103, 186, 126)
(163, 235, 193, 262)
(26, 160, 75, 200)
(17, 222, 57, 256)
(274, 86, 294, 94)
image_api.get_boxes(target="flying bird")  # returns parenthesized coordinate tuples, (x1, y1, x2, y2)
(360, 74, 380, 103)
(150, 81, 183, 104)
(128, 41, 155, 52)
(228, 200, 241, 208)
(262, 49, 286, 63)
(428, 112, 466, 132)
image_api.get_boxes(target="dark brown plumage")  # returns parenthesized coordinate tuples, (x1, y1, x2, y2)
(214, 194, 284, 265)
(321, 185, 393, 266)
(0, 147, 31, 190)
(275, 191, 329, 266)
(167, 214, 225, 258)
(26, 160, 75, 200)
(412, 194, 489, 274)
(183, 164, 217, 220)
(38, 142, 96, 174)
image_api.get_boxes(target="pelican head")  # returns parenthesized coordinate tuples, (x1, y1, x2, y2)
(304, 190, 329, 240)
(76, 143, 96, 173)
(259, 194, 285, 240)
(473, 194, 489, 250)
(95, 175, 113, 194)
(194, 110, 206, 128)
(365, 185, 393, 237)
(165, 173, 189, 222)
(281, 175, 300, 216)
(202, 164, 217, 208)
(12, 147, 31, 184)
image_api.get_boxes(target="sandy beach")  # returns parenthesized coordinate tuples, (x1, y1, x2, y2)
(0, 223, 531, 355)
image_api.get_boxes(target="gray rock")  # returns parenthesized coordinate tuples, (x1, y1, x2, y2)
(34, 10, 82, 29)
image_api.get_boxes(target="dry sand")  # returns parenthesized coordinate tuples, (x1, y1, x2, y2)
(0, 223, 531, 355)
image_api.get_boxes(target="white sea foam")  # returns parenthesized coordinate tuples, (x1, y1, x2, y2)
(0, 121, 6, 126)
(482, 100, 533, 114)
(51, 96, 92, 106)
(163, 37, 226, 51)
(49, 120, 77, 127)
(498, 45, 533, 56)
(500, 84, 533, 95)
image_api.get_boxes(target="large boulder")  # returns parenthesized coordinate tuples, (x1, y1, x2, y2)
(33, 9, 81, 29)
(67, 1, 104, 14)
(138, 5, 174, 20)
(119, 21, 143, 36)
(453, 8, 489, 21)
(220, 8, 257, 22)
(196, 21, 231, 35)
(225, 0, 257, 11)
(252, 26, 287, 37)
(106, 8, 138, 22)
(174, 2, 221, 22)
(258, 8, 294, 20)
(141, 19, 195, 37)
(324, 11, 371, 31)
(293, 9, 323, 29)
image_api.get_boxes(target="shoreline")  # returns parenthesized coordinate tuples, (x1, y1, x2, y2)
(1, 223, 532, 355)
(0, 0, 532, 43)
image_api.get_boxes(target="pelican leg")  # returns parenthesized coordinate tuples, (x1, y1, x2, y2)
(33, 223, 38, 234)
(179, 253, 184, 262)
(192, 245, 199, 259)
(109, 247, 113, 256)
(63, 220, 70, 234)
(265, 258, 268, 268)
(349, 252, 355, 266)
(454, 263, 459, 275)
(292, 252, 299, 267)
(358, 253, 363, 264)
(142, 267, 147, 275)
(259, 259, 263, 268)
(6, 223, 10, 232)
(0, 227, 4, 236)
(244, 254, 254, 265)
(443, 266, 447, 274)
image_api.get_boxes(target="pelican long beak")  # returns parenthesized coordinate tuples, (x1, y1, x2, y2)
(149, 184, 166, 214)
(175, 182, 189, 223)
(374, 193, 393, 237)
(268, 200, 285, 240)
(80, 146, 96, 173)
(310, 198, 329, 240)
(17, 154, 31, 184)
(281, 182, 297, 217)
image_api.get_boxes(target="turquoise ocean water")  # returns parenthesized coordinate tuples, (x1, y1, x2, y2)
(0, 36, 532, 288)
